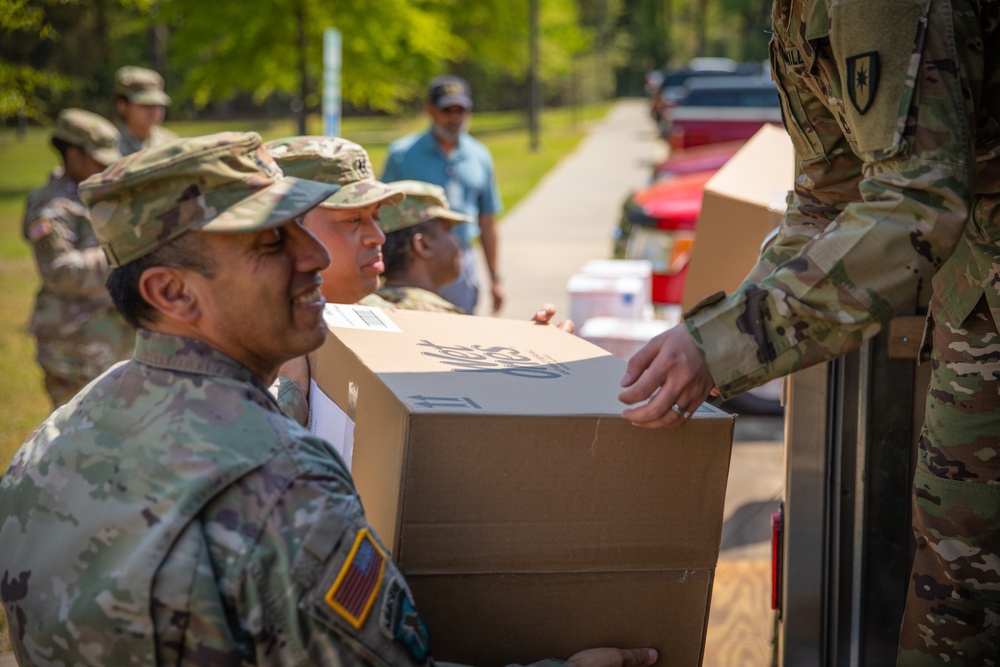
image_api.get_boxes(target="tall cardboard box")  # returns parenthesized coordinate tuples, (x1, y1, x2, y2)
(309, 305, 735, 666)
(680, 124, 794, 311)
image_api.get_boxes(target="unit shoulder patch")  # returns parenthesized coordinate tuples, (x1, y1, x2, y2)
(846, 51, 880, 115)
(379, 578, 430, 662)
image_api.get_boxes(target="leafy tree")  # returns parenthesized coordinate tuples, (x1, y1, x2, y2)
(1, 0, 159, 122)
(1, 0, 70, 121)
(162, 0, 463, 132)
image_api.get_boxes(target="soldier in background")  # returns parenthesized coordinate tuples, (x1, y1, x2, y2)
(22, 108, 133, 407)
(0, 131, 656, 667)
(265, 136, 403, 308)
(377, 179, 469, 313)
(620, 0, 1000, 663)
(113, 65, 178, 155)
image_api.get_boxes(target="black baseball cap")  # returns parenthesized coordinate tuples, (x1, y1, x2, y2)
(428, 75, 472, 110)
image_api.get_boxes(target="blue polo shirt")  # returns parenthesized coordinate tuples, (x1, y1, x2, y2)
(382, 128, 503, 248)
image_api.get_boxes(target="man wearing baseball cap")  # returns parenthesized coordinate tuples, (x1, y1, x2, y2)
(382, 75, 505, 315)
(22, 107, 133, 407)
(113, 65, 178, 155)
(266, 135, 404, 306)
(0, 131, 655, 667)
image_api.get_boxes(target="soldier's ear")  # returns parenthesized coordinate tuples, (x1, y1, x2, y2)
(138, 266, 201, 324)
(411, 231, 432, 259)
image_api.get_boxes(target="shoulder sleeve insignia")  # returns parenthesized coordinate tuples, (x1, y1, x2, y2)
(380, 578, 431, 662)
(27, 218, 54, 244)
(324, 528, 386, 629)
(846, 52, 879, 115)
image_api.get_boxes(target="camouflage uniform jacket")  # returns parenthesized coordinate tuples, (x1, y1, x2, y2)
(0, 331, 443, 666)
(357, 292, 397, 309)
(685, 0, 998, 397)
(22, 169, 134, 382)
(117, 123, 178, 156)
(376, 285, 466, 314)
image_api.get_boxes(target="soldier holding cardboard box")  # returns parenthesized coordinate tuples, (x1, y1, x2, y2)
(0, 132, 655, 667)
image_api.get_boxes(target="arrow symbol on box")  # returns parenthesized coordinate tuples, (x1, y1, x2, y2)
(408, 395, 482, 409)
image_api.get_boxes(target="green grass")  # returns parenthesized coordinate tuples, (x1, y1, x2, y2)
(0, 606, 7, 653)
(0, 102, 610, 477)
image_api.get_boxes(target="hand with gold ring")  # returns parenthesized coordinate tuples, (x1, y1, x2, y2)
(618, 324, 716, 428)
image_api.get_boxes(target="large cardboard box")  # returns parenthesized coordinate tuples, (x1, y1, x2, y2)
(680, 124, 795, 311)
(309, 305, 735, 666)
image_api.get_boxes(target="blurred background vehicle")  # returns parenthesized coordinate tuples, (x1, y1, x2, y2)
(650, 139, 743, 183)
(616, 169, 712, 305)
(663, 75, 781, 148)
(650, 58, 765, 123)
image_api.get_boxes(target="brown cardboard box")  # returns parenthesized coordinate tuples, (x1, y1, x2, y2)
(308, 304, 735, 666)
(680, 124, 795, 311)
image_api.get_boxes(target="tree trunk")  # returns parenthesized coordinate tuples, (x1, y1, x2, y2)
(295, 0, 309, 135)
(149, 24, 169, 74)
(695, 0, 708, 57)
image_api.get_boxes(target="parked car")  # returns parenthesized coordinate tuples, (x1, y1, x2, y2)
(651, 59, 765, 124)
(664, 75, 782, 150)
(614, 170, 713, 302)
(650, 140, 743, 183)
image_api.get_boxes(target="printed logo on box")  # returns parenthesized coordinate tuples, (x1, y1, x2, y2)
(416, 340, 570, 379)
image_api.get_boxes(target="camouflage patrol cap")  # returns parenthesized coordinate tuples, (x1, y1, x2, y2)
(377, 180, 470, 233)
(51, 108, 123, 167)
(114, 66, 172, 106)
(264, 136, 404, 210)
(79, 132, 338, 268)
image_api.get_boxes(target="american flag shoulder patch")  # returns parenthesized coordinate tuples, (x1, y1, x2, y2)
(27, 218, 54, 244)
(325, 528, 387, 629)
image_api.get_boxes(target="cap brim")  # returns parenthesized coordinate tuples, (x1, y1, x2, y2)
(129, 91, 172, 106)
(319, 180, 405, 209)
(428, 206, 471, 225)
(90, 147, 123, 167)
(435, 95, 472, 110)
(201, 176, 338, 233)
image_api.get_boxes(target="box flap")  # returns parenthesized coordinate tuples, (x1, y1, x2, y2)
(322, 305, 653, 416)
(681, 125, 795, 310)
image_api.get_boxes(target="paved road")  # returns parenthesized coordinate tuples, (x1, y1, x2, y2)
(472, 98, 659, 320)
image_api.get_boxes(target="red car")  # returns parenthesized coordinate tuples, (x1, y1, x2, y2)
(651, 140, 743, 182)
(616, 170, 714, 305)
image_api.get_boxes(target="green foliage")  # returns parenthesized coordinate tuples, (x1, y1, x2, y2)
(0, 0, 70, 120)
(163, 0, 461, 113)
(0, 605, 9, 654)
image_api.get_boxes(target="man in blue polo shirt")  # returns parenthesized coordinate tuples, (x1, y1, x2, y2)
(382, 75, 504, 315)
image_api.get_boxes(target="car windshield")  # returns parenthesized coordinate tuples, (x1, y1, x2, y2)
(680, 87, 779, 107)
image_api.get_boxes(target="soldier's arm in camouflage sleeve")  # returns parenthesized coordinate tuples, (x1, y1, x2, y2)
(27, 199, 114, 298)
(685, 0, 977, 397)
(269, 376, 309, 426)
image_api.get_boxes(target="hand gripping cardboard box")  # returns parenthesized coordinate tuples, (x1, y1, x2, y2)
(308, 304, 735, 666)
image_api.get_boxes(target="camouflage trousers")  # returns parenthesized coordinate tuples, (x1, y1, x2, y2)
(898, 295, 1000, 667)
